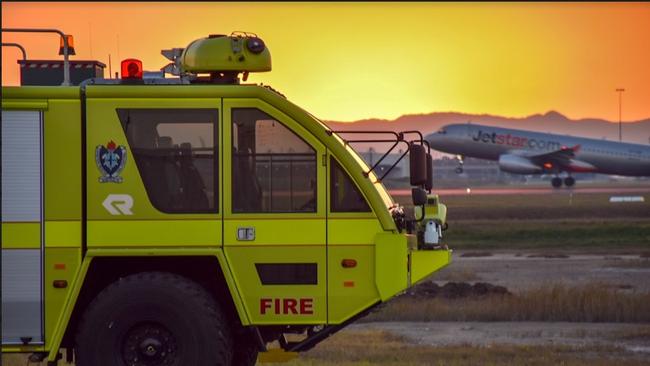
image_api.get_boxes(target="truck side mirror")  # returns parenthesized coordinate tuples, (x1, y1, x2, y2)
(412, 187, 427, 206)
(425, 153, 433, 191)
(409, 143, 427, 186)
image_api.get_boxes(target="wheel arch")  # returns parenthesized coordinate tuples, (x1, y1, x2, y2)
(54, 253, 249, 359)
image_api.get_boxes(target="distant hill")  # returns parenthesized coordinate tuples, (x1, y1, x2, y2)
(323, 111, 650, 153)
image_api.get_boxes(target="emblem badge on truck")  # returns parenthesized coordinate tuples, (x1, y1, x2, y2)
(102, 194, 134, 215)
(95, 140, 127, 183)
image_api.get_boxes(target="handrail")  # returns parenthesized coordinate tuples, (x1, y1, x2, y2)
(327, 129, 429, 181)
(2, 28, 71, 86)
(1, 42, 27, 61)
(344, 139, 410, 180)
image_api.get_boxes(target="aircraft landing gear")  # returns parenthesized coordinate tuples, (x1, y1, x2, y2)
(564, 176, 575, 187)
(551, 175, 575, 188)
(455, 155, 464, 174)
(551, 177, 562, 188)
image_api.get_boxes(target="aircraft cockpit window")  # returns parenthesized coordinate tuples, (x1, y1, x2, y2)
(437, 128, 447, 134)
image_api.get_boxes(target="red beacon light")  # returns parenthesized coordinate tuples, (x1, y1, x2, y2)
(58, 35, 76, 56)
(121, 59, 143, 79)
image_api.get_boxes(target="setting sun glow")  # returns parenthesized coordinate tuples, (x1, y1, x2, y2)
(2, 2, 649, 122)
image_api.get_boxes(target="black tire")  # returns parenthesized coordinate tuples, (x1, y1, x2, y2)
(564, 176, 575, 187)
(75, 271, 232, 366)
(455, 167, 463, 174)
(551, 177, 562, 188)
(231, 335, 259, 366)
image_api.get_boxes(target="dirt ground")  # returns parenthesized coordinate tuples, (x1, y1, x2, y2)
(434, 251, 650, 293)
(351, 251, 650, 359)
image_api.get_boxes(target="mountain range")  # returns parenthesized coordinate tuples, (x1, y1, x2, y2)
(323, 111, 650, 153)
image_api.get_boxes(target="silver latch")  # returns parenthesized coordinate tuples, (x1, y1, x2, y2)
(160, 48, 185, 76)
(237, 227, 255, 241)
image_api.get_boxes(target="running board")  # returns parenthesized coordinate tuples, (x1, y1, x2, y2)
(281, 301, 381, 353)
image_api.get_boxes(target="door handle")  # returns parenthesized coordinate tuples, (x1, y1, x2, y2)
(237, 227, 255, 241)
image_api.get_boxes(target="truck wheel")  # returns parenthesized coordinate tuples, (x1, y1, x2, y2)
(75, 271, 232, 366)
(232, 337, 259, 366)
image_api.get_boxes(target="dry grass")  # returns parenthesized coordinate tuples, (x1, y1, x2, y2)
(365, 283, 650, 323)
(608, 327, 650, 341)
(2, 354, 44, 366)
(263, 329, 648, 366)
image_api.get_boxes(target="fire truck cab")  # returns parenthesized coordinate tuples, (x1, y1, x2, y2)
(1, 32, 451, 365)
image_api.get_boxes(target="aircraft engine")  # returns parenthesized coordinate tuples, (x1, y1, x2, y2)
(498, 154, 543, 174)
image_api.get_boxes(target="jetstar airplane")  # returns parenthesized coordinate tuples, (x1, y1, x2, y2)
(426, 123, 650, 187)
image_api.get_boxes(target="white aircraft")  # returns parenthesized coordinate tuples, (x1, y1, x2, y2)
(426, 123, 650, 187)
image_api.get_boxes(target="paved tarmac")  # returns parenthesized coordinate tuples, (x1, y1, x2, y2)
(390, 186, 650, 196)
(435, 252, 650, 292)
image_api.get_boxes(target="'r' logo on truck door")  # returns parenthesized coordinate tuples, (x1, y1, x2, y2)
(102, 194, 134, 215)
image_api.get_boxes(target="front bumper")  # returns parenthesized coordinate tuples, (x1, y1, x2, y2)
(375, 232, 452, 301)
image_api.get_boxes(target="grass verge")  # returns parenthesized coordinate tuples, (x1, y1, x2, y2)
(365, 283, 650, 323)
(444, 220, 650, 250)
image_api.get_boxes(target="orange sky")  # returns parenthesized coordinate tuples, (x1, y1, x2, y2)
(2, 2, 649, 122)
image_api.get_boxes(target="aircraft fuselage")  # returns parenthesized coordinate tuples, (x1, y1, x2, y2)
(427, 123, 650, 176)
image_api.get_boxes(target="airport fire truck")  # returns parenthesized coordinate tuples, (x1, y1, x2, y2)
(1, 31, 451, 365)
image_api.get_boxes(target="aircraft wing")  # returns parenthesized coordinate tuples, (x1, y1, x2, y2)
(511, 145, 596, 172)
(528, 145, 578, 163)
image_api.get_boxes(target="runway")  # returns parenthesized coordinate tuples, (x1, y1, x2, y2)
(389, 186, 650, 197)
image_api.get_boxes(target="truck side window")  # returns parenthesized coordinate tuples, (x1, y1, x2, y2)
(330, 157, 371, 212)
(117, 109, 218, 213)
(232, 108, 316, 213)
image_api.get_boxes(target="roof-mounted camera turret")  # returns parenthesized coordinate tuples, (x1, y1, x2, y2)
(161, 31, 272, 85)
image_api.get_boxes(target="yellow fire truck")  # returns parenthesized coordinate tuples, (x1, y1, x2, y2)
(1, 31, 451, 365)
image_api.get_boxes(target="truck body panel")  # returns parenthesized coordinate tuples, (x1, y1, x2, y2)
(1, 34, 451, 360)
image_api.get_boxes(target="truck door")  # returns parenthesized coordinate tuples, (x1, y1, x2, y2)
(327, 155, 383, 324)
(85, 96, 222, 249)
(223, 99, 327, 324)
(1, 110, 44, 345)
